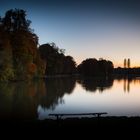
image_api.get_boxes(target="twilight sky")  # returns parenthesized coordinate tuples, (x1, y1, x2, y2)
(1, 0, 140, 67)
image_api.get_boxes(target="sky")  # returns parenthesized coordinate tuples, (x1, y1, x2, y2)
(0, 0, 140, 67)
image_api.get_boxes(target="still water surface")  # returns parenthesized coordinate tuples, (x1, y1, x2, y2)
(0, 77, 140, 120)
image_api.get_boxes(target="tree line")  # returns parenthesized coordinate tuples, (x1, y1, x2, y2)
(0, 9, 114, 81)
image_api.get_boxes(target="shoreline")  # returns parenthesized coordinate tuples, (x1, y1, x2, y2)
(1, 74, 140, 83)
(1, 116, 140, 133)
(1, 116, 140, 126)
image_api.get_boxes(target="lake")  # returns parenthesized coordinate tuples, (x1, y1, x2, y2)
(0, 76, 140, 120)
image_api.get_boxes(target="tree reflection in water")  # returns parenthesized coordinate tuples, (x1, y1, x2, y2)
(0, 77, 76, 120)
(77, 77, 114, 93)
(39, 77, 76, 110)
(0, 76, 139, 120)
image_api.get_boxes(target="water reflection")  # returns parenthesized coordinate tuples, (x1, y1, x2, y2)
(39, 77, 76, 110)
(0, 77, 76, 120)
(116, 77, 140, 93)
(0, 77, 140, 120)
(123, 78, 130, 93)
(0, 82, 38, 120)
(77, 77, 113, 93)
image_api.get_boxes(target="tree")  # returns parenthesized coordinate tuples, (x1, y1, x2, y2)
(127, 58, 130, 68)
(2, 9, 31, 32)
(77, 58, 114, 76)
(77, 58, 98, 76)
(0, 25, 14, 81)
(124, 59, 126, 68)
(39, 43, 76, 75)
(0, 9, 45, 81)
(63, 56, 76, 74)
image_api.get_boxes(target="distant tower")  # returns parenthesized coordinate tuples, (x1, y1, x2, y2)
(124, 59, 126, 68)
(127, 58, 130, 68)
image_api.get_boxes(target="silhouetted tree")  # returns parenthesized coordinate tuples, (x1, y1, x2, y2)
(39, 43, 76, 75)
(77, 58, 98, 76)
(127, 58, 130, 68)
(77, 58, 114, 76)
(63, 56, 76, 74)
(124, 59, 126, 68)
(2, 9, 31, 32)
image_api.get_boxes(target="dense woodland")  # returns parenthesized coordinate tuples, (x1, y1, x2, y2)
(0, 9, 120, 82)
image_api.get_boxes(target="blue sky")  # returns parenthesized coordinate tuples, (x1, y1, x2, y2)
(1, 0, 140, 67)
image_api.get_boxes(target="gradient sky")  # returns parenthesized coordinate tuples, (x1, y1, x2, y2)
(1, 0, 140, 67)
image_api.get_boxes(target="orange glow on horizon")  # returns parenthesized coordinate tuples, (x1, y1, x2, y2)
(114, 61, 140, 68)
(73, 57, 140, 68)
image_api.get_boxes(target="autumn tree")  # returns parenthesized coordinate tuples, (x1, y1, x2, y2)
(0, 9, 45, 81)
(0, 25, 14, 81)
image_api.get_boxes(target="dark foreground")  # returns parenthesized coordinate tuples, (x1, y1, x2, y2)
(1, 117, 140, 137)
(1, 116, 140, 129)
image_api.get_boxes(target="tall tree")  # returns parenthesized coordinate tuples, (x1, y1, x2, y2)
(0, 9, 45, 81)
(127, 58, 130, 68)
(124, 58, 126, 68)
(2, 9, 31, 32)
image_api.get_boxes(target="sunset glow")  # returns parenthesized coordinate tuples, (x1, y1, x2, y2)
(1, 0, 140, 67)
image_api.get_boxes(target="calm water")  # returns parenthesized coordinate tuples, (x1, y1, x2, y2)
(0, 77, 140, 120)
